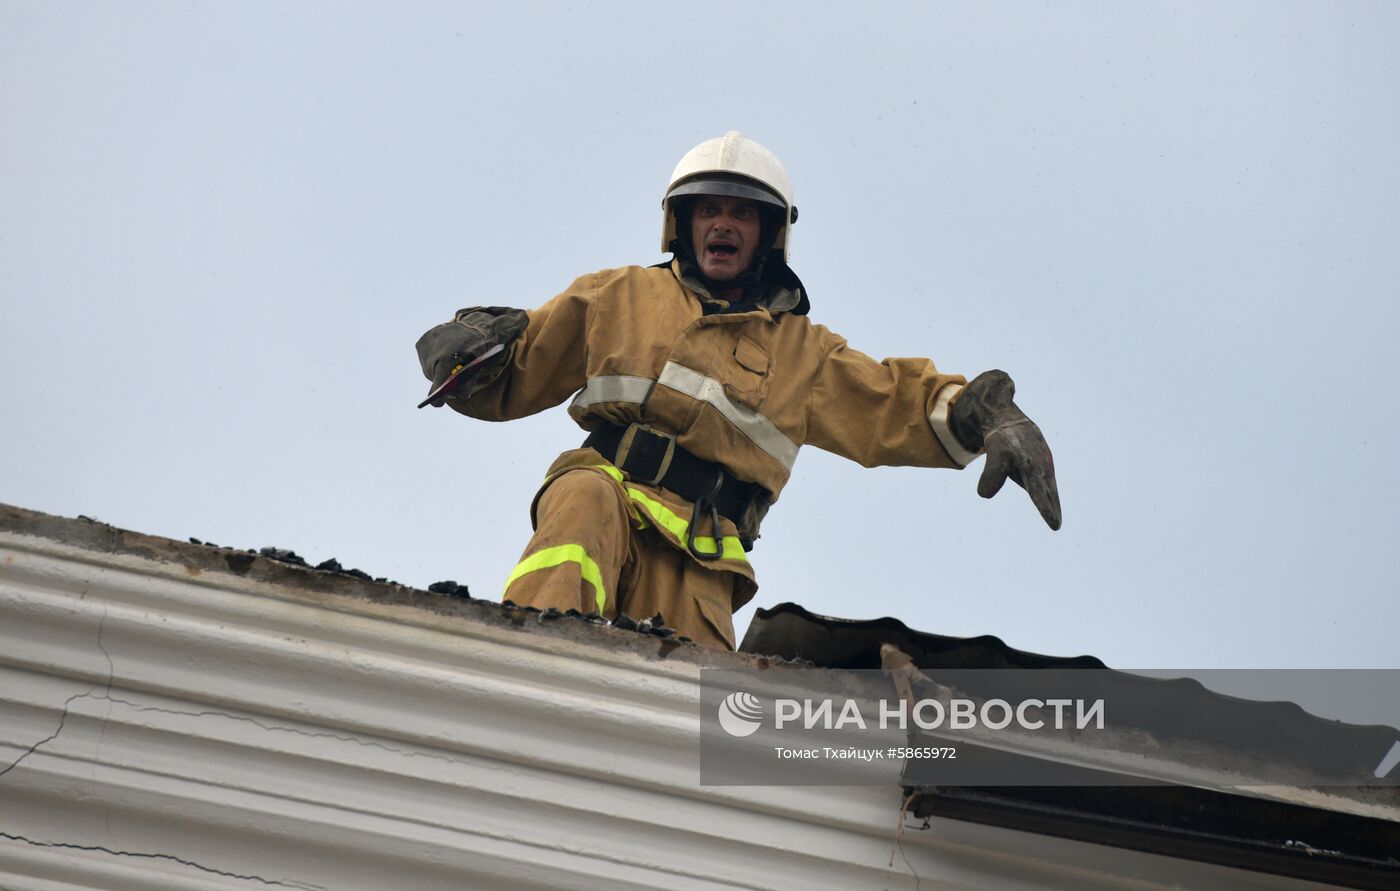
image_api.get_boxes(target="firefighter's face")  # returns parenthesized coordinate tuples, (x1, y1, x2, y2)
(689, 196, 763, 283)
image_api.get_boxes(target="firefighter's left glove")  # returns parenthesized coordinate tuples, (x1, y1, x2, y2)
(949, 370, 1062, 531)
(415, 306, 528, 407)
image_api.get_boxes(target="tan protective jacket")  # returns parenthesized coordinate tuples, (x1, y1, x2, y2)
(451, 261, 975, 605)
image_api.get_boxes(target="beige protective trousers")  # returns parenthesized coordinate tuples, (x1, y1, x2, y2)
(501, 455, 739, 650)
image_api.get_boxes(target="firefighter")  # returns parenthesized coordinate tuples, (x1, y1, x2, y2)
(415, 132, 1060, 649)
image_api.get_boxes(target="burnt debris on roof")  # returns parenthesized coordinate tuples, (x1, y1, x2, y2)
(182, 537, 399, 585)
(2, 502, 732, 659)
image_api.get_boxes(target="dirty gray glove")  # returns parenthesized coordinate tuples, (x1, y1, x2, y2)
(949, 370, 1062, 530)
(415, 306, 528, 407)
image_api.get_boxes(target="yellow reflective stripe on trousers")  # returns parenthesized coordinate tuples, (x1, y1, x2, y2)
(503, 544, 607, 615)
(537, 459, 744, 564)
(540, 461, 625, 487)
(623, 485, 748, 563)
(596, 464, 624, 483)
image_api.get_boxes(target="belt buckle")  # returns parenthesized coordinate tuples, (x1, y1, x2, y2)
(616, 423, 676, 487)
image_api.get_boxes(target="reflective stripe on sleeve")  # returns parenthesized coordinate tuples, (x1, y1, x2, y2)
(623, 485, 748, 563)
(928, 383, 981, 468)
(569, 375, 656, 414)
(656, 362, 800, 471)
(503, 544, 608, 615)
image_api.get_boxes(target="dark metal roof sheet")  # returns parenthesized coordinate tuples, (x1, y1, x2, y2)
(740, 600, 1110, 669)
(741, 602, 1397, 763)
(742, 602, 1400, 889)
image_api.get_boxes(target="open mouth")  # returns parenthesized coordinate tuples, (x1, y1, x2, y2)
(707, 242, 738, 258)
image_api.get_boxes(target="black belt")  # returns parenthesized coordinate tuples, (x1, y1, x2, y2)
(583, 423, 764, 558)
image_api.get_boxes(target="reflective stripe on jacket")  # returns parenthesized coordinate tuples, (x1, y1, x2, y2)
(452, 261, 973, 512)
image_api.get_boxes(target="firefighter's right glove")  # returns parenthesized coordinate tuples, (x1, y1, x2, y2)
(949, 370, 1062, 531)
(415, 306, 528, 407)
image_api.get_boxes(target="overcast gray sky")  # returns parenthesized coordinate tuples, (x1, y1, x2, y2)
(3, 1, 1397, 672)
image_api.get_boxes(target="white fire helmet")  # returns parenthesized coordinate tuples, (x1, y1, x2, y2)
(661, 131, 798, 261)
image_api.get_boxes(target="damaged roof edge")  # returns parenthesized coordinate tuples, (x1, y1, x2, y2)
(0, 501, 787, 671)
(744, 608, 1400, 889)
(745, 603, 1400, 785)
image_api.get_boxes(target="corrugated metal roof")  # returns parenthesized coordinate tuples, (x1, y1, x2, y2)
(20, 500, 1358, 890)
(6, 504, 1396, 888)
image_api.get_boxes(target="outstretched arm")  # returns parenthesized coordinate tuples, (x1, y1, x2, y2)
(805, 334, 1061, 530)
(804, 336, 970, 470)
